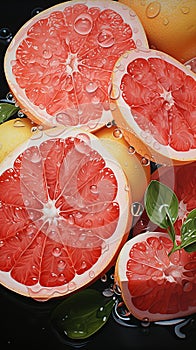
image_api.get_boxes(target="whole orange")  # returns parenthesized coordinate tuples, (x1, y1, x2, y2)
(119, 0, 196, 63)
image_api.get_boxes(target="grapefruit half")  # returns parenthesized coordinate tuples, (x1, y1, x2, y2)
(0, 126, 132, 299)
(115, 231, 196, 322)
(4, 0, 148, 130)
(111, 47, 196, 165)
(133, 161, 196, 237)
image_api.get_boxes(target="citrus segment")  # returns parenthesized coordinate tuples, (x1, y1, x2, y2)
(0, 127, 131, 299)
(94, 124, 150, 202)
(111, 48, 196, 165)
(4, 0, 148, 129)
(133, 162, 196, 237)
(115, 232, 196, 321)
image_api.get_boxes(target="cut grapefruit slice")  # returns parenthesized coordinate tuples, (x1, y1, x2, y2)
(133, 161, 196, 237)
(0, 126, 132, 299)
(4, 0, 148, 130)
(115, 231, 196, 322)
(111, 48, 196, 165)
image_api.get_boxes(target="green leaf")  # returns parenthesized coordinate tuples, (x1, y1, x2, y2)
(50, 288, 114, 340)
(144, 180, 178, 242)
(0, 103, 20, 123)
(180, 209, 196, 252)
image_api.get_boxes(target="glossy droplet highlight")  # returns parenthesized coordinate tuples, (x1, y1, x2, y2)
(85, 81, 98, 93)
(113, 128, 123, 139)
(131, 202, 144, 216)
(97, 29, 115, 48)
(13, 119, 26, 127)
(146, 1, 161, 18)
(180, 6, 190, 14)
(74, 13, 93, 35)
(128, 145, 135, 154)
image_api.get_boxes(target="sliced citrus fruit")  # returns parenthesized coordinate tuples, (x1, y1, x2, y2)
(0, 126, 132, 299)
(133, 161, 196, 237)
(4, 0, 148, 130)
(111, 47, 196, 165)
(94, 124, 150, 203)
(119, 0, 196, 64)
(115, 231, 196, 322)
(0, 117, 35, 163)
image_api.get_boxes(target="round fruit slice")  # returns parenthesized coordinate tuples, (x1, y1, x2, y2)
(133, 161, 196, 237)
(115, 231, 196, 322)
(4, 0, 148, 130)
(94, 124, 151, 203)
(111, 48, 196, 165)
(0, 126, 132, 299)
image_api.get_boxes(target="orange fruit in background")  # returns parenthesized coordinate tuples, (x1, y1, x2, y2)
(119, 0, 196, 63)
(0, 127, 132, 299)
(4, 0, 148, 130)
(132, 161, 196, 237)
(94, 125, 151, 203)
(115, 231, 196, 322)
(111, 47, 196, 165)
(0, 117, 35, 163)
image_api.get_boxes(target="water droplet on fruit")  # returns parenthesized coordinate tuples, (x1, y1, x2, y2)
(74, 13, 93, 35)
(58, 260, 66, 270)
(0, 27, 12, 42)
(89, 270, 95, 279)
(0, 240, 4, 247)
(162, 17, 169, 26)
(13, 119, 26, 127)
(128, 145, 135, 154)
(97, 29, 115, 48)
(85, 81, 98, 93)
(146, 1, 161, 18)
(183, 281, 193, 292)
(180, 6, 190, 14)
(109, 83, 120, 100)
(141, 157, 150, 166)
(131, 202, 144, 216)
(90, 184, 98, 194)
(52, 247, 61, 257)
(42, 49, 52, 59)
(113, 128, 123, 139)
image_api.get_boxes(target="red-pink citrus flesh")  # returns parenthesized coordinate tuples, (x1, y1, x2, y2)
(0, 126, 131, 299)
(115, 231, 196, 322)
(111, 47, 196, 165)
(4, 0, 148, 130)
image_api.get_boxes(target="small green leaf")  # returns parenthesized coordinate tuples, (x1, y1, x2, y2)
(144, 180, 178, 240)
(180, 209, 196, 252)
(0, 103, 20, 123)
(50, 288, 114, 340)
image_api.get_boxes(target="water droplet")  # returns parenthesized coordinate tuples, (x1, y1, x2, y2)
(68, 214, 75, 225)
(113, 128, 123, 139)
(85, 81, 98, 93)
(31, 7, 43, 17)
(100, 274, 107, 283)
(58, 260, 66, 270)
(141, 157, 150, 166)
(81, 261, 87, 269)
(0, 240, 4, 247)
(17, 110, 25, 118)
(89, 270, 95, 279)
(97, 29, 115, 48)
(90, 184, 98, 194)
(42, 49, 52, 59)
(141, 318, 150, 327)
(131, 202, 144, 216)
(162, 17, 169, 26)
(74, 13, 93, 35)
(0, 27, 12, 42)
(52, 247, 61, 257)
(183, 281, 193, 292)
(146, 1, 161, 18)
(109, 83, 120, 100)
(180, 6, 190, 14)
(128, 145, 135, 154)
(13, 119, 26, 128)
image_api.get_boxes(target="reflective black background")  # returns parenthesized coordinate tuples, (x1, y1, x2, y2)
(0, 1, 195, 349)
